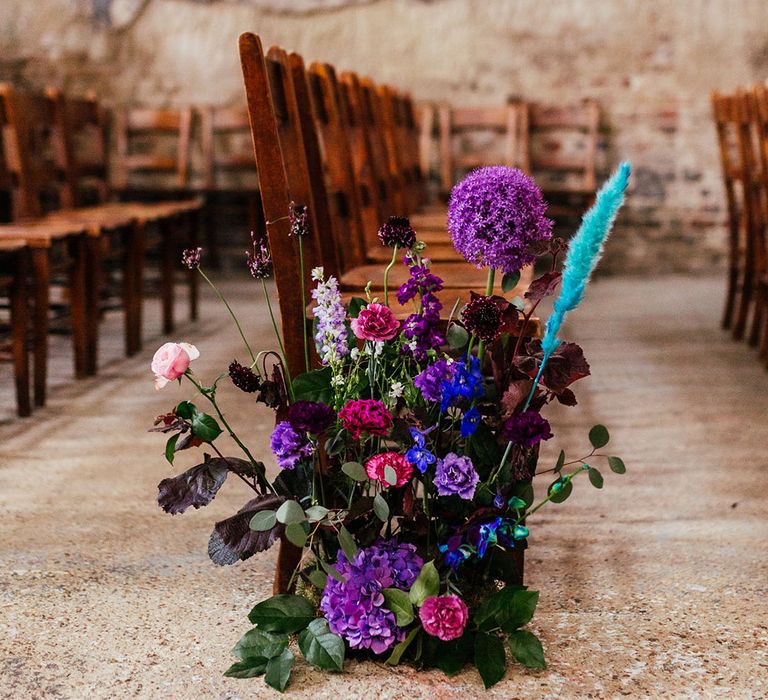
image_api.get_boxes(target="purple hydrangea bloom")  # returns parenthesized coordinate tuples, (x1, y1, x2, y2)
(320, 540, 423, 655)
(270, 420, 313, 469)
(502, 410, 554, 447)
(434, 452, 480, 500)
(448, 167, 553, 274)
(414, 358, 457, 403)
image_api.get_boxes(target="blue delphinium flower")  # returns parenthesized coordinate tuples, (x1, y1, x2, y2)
(460, 406, 481, 437)
(441, 355, 484, 411)
(405, 427, 436, 474)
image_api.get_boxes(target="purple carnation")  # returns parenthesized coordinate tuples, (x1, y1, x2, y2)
(414, 358, 457, 403)
(270, 420, 313, 469)
(287, 401, 335, 434)
(320, 540, 423, 655)
(434, 452, 480, 500)
(448, 166, 553, 274)
(502, 410, 554, 447)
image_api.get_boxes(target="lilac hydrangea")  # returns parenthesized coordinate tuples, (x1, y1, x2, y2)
(270, 420, 313, 470)
(414, 357, 457, 403)
(448, 166, 553, 274)
(321, 540, 423, 655)
(311, 267, 349, 366)
(434, 452, 480, 500)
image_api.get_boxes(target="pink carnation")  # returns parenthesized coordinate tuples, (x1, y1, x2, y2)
(350, 303, 400, 341)
(151, 342, 199, 390)
(419, 595, 469, 641)
(365, 452, 413, 488)
(338, 399, 393, 440)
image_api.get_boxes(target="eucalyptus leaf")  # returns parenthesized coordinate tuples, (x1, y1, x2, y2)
(446, 323, 470, 349)
(275, 500, 306, 525)
(475, 631, 506, 689)
(382, 588, 414, 626)
(508, 629, 546, 670)
(373, 493, 390, 521)
(588, 467, 604, 489)
(409, 560, 439, 606)
(305, 505, 330, 522)
(608, 456, 626, 474)
(298, 618, 345, 672)
(285, 522, 308, 548)
(249, 510, 277, 532)
(338, 525, 358, 563)
(383, 466, 398, 487)
(589, 424, 610, 449)
(341, 461, 368, 482)
(264, 648, 294, 692)
(554, 449, 565, 473)
(501, 270, 521, 293)
(548, 478, 573, 504)
(308, 569, 328, 590)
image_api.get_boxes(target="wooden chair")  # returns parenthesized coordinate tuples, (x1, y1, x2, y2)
(0, 239, 31, 416)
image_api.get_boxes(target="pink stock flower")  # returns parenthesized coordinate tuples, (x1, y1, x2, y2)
(151, 342, 199, 390)
(365, 452, 413, 488)
(419, 595, 469, 641)
(350, 303, 400, 342)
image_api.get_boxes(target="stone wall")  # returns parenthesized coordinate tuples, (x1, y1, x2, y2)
(2, 0, 768, 273)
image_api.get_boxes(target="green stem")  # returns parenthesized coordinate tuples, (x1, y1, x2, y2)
(488, 440, 513, 486)
(476, 267, 496, 360)
(514, 465, 587, 526)
(298, 237, 310, 373)
(199, 268, 256, 364)
(383, 244, 399, 306)
(260, 278, 294, 400)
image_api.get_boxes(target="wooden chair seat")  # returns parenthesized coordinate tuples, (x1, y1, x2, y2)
(44, 204, 137, 232)
(0, 220, 89, 245)
(366, 242, 460, 263)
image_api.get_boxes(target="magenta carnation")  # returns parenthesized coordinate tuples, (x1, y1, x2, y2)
(419, 595, 469, 641)
(351, 303, 400, 341)
(339, 399, 393, 440)
(448, 166, 553, 274)
(365, 452, 413, 488)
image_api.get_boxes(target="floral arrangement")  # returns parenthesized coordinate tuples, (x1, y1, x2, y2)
(149, 163, 630, 691)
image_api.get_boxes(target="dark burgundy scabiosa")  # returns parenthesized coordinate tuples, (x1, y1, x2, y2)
(448, 166, 553, 274)
(461, 291, 520, 342)
(181, 247, 202, 270)
(502, 409, 554, 447)
(320, 540, 423, 655)
(287, 400, 336, 434)
(246, 230, 273, 279)
(228, 360, 260, 393)
(289, 201, 309, 237)
(377, 215, 417, 249)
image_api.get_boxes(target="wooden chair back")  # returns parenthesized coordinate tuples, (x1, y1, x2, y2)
(199, 105, 258, 191)
(415, 102, 436, 190)
(437, 103, 524, 196)
(393, 90, 426, 211)
(113, 107, 193, 192)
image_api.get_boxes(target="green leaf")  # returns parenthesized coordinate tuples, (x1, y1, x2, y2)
(347, 297, 367, 318)
(511, 481, 534, 508)
(191, 411, 222, 443)
(501, 270, 521, 293)
(292, 367, 333, 403)
(386, 626, 420, 665)
(373, 493, 390, 521)
(264, 648, 294, 692)
(507, 496, 527, 510)
(276, 500, 306, 525)
(435, 633, 474, 676)
(249, 509, 277, 532)
(338, 525, 358, 563)
(554, 449, 565, 473)
(307, 569, 327, 590)
(285, 522, 308, 548)
(382, 588, 414, 626)
(588, 467, 604, 489)
(474, 631, 506, 688)
(341, 461, 368, 481)
(164, 434, 179, 464)
(446, 323, 469, 349)
(247, 595, 315, 633)
(608, 456, 626, 474)
(320, 558, 346, 584)
(298, 618, 345, 671)
(548, 478, 573, 503)
(589, 424, 610, 449)
(232, 628, 288, 662)
(383, 466, 398, 487)
(325, 432, 347, 457)
(175, 401, 195, 419)
(508, 629, 546, 670)
(409, 560, 439, 606)
(499, 590, 539, 631)
(305, 505, 329, 522)
(223, 658, 268, 678)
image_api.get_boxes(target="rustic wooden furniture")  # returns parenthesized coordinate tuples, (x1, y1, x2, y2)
(749, 84, 768, 363)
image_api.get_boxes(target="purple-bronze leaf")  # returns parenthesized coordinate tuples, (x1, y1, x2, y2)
(208, 494, 286, 566)
(524, 271, 562, 301)
(515, 340, 590, 395)
(157, 455, 233, 515)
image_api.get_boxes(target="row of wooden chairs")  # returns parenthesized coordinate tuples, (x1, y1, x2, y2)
(0, 85, 201, 417)
(712, 84, 768, 366)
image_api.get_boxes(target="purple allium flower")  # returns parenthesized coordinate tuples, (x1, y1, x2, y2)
(270, 420, 313, 470)
(246, 230, 273, 279)
(419, 595, 469, 641)
(377, 215, 417, 249)
(228, 359, 260, 393)
(289, 201, 310, 237)
(287, 400, 335, 434)
(320, 540, 423, 655)
(502, 409, 554, 447)
(414, 358, 456, 403)
(181, 247, 202, 270)
(448, 166, 553, 274)
(434, 452, 479, 500)
(311, 268, 349, 366)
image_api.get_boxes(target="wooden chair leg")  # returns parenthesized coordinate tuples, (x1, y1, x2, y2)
(722, 264, 739, 329)
(30, 247, 50, 407)
(81, 235, 99, 376)
(759, 283, 768, 362)
(188, 211, 199, 323)
(159, 217, 175, 335)
(10, 250, 31, 417)
(733, 269, 753, 341)
(132, 221, 146, 354)
(123, 222, 144, 357)
(273, 540, 304, 595)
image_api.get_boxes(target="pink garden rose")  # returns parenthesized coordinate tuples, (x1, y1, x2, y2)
(419, 594, 469, 641)
(151, 342, 199, 390)
(351, 303, 400, 341)
(365, 452, 413, 488)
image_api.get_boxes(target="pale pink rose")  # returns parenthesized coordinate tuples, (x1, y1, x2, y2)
(151, 342, 199, 390)
(350, 303, 400, 341)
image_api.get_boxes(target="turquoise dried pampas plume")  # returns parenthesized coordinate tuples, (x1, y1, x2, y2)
(525, 161, 631, 408)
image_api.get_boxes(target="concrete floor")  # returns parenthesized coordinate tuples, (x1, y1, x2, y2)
(1, 275, 767, 699)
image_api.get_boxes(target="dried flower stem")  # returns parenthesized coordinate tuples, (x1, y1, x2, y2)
(298, 236, 310, 373)
(383, 244, 399, 307)
(260, 278, 293, 399)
